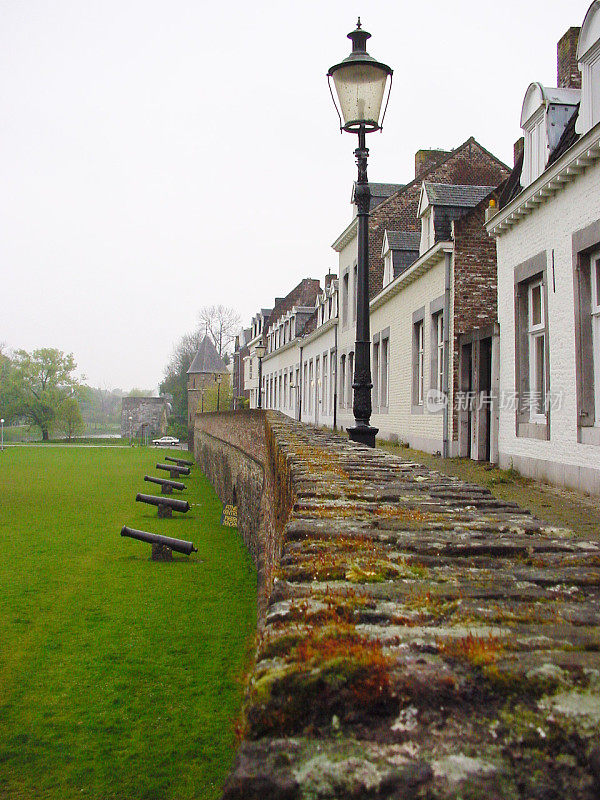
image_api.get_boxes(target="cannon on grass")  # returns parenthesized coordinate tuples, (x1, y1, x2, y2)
(157, 462, 190, 479)
(135, 492, 190, 518)
(164, 456, 194, 468)
(144, 475, 186, 495)
(121, 525, 197, 561)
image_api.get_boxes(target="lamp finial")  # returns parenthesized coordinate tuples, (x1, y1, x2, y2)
(356, 17, 361, 29)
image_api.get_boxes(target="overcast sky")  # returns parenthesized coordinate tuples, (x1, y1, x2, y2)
(0, 0, 592, 391)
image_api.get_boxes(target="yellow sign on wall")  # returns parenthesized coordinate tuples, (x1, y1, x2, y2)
(221, 504, 238, 528)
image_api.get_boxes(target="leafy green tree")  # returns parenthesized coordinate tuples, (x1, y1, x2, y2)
(10, 348, 79, 440)
(0, 346, 20, 422)
(56, 396, 85, 441)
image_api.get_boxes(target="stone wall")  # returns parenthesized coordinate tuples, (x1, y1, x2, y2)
(120, 396, 168, 439)
(205, 412, 600, 800)
(194, 410, 288, 622)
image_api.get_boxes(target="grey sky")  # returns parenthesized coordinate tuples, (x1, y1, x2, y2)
(0, 0, 591, 390)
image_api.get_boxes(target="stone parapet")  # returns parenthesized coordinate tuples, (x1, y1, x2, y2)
(222, 412, 600, 799)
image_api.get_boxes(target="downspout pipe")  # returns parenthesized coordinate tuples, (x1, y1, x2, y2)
(298, 345, 303, 422)
(333, 323, 338, 431)
(442, 249, 452, 459)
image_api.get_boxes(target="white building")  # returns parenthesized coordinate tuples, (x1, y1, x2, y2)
(487, 5, 600, 495)
(245, 308, 271, 409)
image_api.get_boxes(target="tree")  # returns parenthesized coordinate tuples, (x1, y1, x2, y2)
(198, 305, 241, 356)
(160, 329, 205, 419)
(56, 396, 85, 441)
(160, 305, 240, 420)
(10, 348, 79, 440)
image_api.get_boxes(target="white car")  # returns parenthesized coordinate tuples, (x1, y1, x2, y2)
(152, 436, 180, 446)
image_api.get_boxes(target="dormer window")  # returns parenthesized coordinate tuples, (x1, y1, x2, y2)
(576, 3, 600, 135)
(420, 208, 435, 255)
(521, 83, 579, 187)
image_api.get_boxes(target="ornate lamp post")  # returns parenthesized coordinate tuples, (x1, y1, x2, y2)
(328, 19, 392, 447)
(255, 343, 266, 409)
(215, 373, 222, 412)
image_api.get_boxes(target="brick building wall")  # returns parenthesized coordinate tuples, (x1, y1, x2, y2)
(367, 138, 509, 300)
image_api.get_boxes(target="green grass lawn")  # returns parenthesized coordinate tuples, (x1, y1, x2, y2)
(0, 447, 256, 800)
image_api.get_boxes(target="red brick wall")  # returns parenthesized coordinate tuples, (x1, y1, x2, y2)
(450, 200, 500, 439)
(367, 138, 509, 299)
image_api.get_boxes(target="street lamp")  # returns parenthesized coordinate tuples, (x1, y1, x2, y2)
(0, 418, 4, 451)
(128, 415, 133, 447)
(215, 373, 222, 412)
(254, 343, 266, 409)
(328, 19, 392, 448)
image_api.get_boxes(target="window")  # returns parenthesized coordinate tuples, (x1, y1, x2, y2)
(340, 354, 346, 407)
(592, 251, 600, 423)
(342, 273, 349, 325)
(347, 352, 354, 407)
(330, 350, 336, 415)
(303, 362, 308, 411)
(322, 354, 328, 415)
(372, 340, 379, 407)
(412, 312, 425, 410)
(431, 311, 444, 393)
(420, 209, 435, 254)
(283, 373, 288, 409)
(249, 359, 253, 379)
(380, 335, 389, 407)
(528, 280, 546, 420)
(383, 251, 393, 287)
(514, 252, 549, 437)
(352, 264, 358, 321)
(308, 360, 314, 414)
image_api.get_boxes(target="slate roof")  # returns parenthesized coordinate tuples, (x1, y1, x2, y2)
(385, 231, 421, 251)
(351, 182, 404, 212)
(187, 336, 228, 375)
(424, 183, 498, 207)
(547, 103, 580, 167)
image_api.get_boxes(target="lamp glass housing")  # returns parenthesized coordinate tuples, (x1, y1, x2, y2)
(255, 344, 266, 359)
(331, 62, 389, 131)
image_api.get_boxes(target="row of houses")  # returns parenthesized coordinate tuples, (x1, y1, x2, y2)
(231, 3, 600, 497)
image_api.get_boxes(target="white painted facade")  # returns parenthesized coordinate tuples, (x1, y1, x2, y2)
(298, 283, 338, 429)
(487, 3, 600, 494)
(368, 244, 455, 453)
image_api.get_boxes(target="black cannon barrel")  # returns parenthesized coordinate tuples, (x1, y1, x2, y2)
(120, 526, 197, 555)
(164, 456, 194, 467)
(144, 475, 186, 490)
(135, 493, 190, 513)
(156, 463, 190, 476)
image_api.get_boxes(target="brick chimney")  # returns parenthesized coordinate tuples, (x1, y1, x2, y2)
(557, 27, 581, 89)
(415, 149, 451, 179)
(514, 137, 524, 166)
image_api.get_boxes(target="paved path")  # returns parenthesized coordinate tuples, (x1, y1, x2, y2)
(223, 415, 600, 800)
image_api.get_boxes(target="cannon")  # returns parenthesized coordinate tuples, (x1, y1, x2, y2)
(144, 475, 186, 494)
(120, 526, 197, 560)
(164, 456, 194, 467)
(156, 462, 190, 479)
(135, 492, 190, 518)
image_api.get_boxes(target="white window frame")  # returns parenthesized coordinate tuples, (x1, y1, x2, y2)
(322, 354, 328, 416)
(591, 249, 600, 424)
(435, 312, 444, 393)
(380, 335, 389, 408)
(416, 321, 424, 405)
(528, 279, 547, 422)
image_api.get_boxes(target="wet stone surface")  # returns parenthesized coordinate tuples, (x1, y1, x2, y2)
(222, 415, 600, 800)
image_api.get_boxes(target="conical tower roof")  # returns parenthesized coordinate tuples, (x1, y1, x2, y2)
(187, 336, 228, 374)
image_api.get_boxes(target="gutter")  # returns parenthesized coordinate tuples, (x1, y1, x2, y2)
(298, 345, 303, 422)
(333, 324, 338, 431)
(442, 250, 452, 459)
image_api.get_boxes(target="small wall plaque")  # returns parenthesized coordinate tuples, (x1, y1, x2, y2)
(221, 504, 238, 528)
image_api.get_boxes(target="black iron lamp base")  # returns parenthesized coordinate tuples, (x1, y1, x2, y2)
(347, 424, 378, 448)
